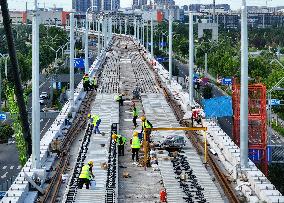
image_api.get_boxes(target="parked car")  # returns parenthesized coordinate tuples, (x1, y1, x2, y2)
(160, 135, 186, 149)
(40, 92, 48, 99)
(39, 96, 45, 105)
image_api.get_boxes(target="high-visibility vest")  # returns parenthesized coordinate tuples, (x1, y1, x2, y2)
(83, 76, 89, 82)
(92, 78, 97, 86)
(132, 107, 138, 117)
(116, 134, 127, 145)
(114, 95, 121, 102)
(131, 136, 140, 149)
(92, 115, 100, 125)
(142, 120, 152, 129)
(79, 164, 91, 180)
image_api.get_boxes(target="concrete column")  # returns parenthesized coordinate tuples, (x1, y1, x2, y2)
(169, 11, 173, 81)
(119, 18, 122, 34)
(151, 17, 154, 57)
(188, 13, 194, 106)
(69, 12, 75, 109)
(240, 0, 249, 169)
(85, 12, 89, 74)
(32, 0, 40, 169)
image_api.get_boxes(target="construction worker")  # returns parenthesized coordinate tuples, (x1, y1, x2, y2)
(88, 113, 93, 124)
(112, 133, 127, 156)
(78, 160, 95, 189)
(91, 76, 98, 91)
(83, 73, 90, 91)
(131, 131, 141, 162)
(132, 102, 139, 128)
(141, 116, 153, 141)
(114, 94, 123, 106)
(92, 114, 101, 134)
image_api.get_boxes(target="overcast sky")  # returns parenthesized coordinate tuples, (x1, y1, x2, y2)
(6, 0, 284, 11)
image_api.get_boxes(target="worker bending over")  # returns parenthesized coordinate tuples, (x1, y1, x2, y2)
(78, 160, 95, 189)
(114, 94, 123, 106)
(131, 131, 141, 163)
(112, 133, 127, 156)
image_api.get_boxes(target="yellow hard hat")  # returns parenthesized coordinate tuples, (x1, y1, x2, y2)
(112, 134, 117, 140)
(88, 160, 94, 166)
(140, 116, 146, 121)
(133, 131, 138, 137)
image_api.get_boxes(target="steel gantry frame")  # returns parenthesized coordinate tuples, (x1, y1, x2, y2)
(142, 127, 208, 167)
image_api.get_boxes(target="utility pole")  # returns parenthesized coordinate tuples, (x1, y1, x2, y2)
(188, 12, 194, 106)
(151, 16, 154, 57)
(32, 0, 40, 168)
(240, 0, 249, 169)
(85, 11, 89, 74)
(70, 12, 75, 109)
(169, 10, 173, 81)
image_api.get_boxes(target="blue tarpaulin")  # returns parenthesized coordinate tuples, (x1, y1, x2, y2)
(202, 96, 233, 118)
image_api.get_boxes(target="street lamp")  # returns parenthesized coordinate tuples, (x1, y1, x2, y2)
(85, 6, 98, 74)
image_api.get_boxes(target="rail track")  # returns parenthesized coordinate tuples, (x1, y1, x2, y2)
(39, 90, 96, 203)
(146, 55, 240, 203)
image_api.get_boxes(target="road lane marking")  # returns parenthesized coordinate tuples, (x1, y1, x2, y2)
(17, 165, 22, 170)
(1, 172, 8, 179)
(10, 166, 14, 170)
(2, 166, 7, 170)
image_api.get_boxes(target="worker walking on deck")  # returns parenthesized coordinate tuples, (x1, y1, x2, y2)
(78, 160, 95, 189)
(141, 116, 153, 141)
(131, 131, 141, 162)
(112, 133, 127, 156)
(92, 114, 101, 134)
(132, 102, 139, 128)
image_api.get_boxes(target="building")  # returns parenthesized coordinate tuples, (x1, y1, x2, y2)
(188, 4, 230, 12)
(73, 0, 119, 12)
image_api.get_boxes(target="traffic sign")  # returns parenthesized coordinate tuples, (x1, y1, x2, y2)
(222, 77, 232, 85)
(270, 99, 281, 106)
(249, 146, 272, 163)
(0, 112, 7, 121)
(74, 58, 85, 68)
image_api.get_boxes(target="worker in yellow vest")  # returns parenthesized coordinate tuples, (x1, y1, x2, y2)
(112, 133, 127, 156)
(78, 160, 95, 189)
(92, 114, 101, 134)
(131, 131, 141, 162)
(132, 102, 139, 128)
(141, 116, 153, 141)
(83, 73, 90, 91)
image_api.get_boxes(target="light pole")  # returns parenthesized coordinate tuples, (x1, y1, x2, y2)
(32, 0, 40, 169)
(169, 10, 173, 81)
(97, 15, 102, 55)
(240, 0, 249, 169)
(124, 17, 127, 35)
(151, 16, 154, 57)
(85, 6, 97, 75)
(188, 12, 194, 106)
(146, 20, 149, 51)
(70, 11, 75, 109)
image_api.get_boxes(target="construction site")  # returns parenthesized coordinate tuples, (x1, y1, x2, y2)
(0, 30, 283, 203)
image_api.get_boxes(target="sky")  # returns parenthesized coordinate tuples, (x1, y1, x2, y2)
(5, 0, 284, 11)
